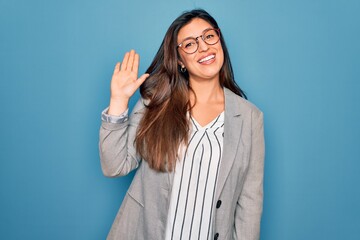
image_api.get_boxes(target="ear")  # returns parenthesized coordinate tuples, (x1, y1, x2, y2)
(177, 60, 184, 68)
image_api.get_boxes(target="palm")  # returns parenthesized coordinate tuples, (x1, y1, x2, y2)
(110, 50, 149, 101)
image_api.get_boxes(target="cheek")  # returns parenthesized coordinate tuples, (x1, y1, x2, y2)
(178, 50, 191, 63)
(217, 43, 224, 60)
(220, 53, 225, 66)
(180, 55, 197, 69)
(218, 49, 225, 66)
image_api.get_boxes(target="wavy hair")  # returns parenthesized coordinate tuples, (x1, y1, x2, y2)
(135, 9, 246, 172)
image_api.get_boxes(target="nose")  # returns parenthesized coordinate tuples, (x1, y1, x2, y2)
(197, 38, 209, 52)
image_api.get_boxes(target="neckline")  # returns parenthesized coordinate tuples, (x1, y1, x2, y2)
(190, 111, 224, 130)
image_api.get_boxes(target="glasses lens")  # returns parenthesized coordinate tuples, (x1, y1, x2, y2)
(203, 29, 220, 45)
(181, 39, 197, 53)
(179, 29, 220, 54)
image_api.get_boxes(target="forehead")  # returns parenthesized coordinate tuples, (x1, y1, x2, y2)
(177, 18, 213, 40)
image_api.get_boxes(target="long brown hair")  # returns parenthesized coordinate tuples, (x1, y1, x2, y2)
(135, 9, 246, 172)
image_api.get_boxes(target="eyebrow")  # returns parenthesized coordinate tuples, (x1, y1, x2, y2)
(179, 27, 214, 43)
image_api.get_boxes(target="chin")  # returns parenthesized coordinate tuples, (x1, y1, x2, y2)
(202, 69, 222, 79)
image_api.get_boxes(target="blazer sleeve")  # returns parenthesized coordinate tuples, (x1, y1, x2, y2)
(234, 109, 265, 240)
(99, 99, 145, 177)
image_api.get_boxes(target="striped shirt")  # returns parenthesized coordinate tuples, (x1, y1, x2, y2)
(165, 112, 224, 240)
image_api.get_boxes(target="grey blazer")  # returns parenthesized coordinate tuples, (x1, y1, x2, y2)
(99, 88, 265, 240)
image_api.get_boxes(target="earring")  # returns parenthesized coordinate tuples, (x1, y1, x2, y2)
(180, 66, 186, 73)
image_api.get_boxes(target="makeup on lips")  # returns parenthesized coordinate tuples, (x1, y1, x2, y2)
(198, 54, 216, 64)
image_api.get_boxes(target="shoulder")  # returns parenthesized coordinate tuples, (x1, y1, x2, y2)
(128, 98, 149, 125)
(224, 88, 263, 119)
(132, 97, 149, 114)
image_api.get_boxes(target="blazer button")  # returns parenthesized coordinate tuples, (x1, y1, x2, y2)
(214, 233, 219, 240)
(216, 200, 222, 208)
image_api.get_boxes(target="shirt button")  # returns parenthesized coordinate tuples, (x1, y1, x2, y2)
(216, 200, 222, 208)
(214, 233, 219, 240)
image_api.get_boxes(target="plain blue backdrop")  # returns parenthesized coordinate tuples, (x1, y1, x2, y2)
(1, 0, 359, 239)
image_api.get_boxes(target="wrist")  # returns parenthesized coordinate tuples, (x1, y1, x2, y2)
(108, 98, 129, 116)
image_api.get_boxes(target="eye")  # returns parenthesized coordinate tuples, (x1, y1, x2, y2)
(205, 33, 215, 40)
(183, 40, 196, 49)
(185, 43, 192, 48)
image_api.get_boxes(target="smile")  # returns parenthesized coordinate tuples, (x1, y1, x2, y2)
(198, 54, 215, 63)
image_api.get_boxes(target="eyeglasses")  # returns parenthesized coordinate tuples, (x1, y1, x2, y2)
(177, 28, 221, 54)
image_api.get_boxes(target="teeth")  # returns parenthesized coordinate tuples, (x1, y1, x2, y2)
(199, 55, 215, 63)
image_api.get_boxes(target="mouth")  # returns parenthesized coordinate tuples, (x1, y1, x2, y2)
(198, 54, 215, 64)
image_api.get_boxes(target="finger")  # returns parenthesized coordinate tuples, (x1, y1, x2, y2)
(127, 50, 135, 71)
(135, 73, 150, 88)
(120, 52, 130, 71)
(113, 62, 120, 74)
(133, 53, 140, 76)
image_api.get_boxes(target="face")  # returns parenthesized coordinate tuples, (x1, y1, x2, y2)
(177, 18, 224, 83)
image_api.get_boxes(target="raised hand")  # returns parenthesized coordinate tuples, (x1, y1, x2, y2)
(108, 50, 149, 115)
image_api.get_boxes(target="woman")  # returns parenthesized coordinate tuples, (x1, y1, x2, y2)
(99, 9, 264, 240)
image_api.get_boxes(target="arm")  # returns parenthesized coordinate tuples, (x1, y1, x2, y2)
(98, 50, 149, 177)
(99, 100, 145, 177)
(234, 110, 265, 240)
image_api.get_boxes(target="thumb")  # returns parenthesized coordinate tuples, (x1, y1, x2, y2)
(135, 73, 150, 88)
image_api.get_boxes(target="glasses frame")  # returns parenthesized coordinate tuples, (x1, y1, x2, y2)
(177, 28, 221, 54)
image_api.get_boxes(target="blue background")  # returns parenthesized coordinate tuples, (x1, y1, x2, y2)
(1, 0, 359, 239)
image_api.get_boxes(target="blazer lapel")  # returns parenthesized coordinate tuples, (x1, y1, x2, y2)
(215, 88, 243, 200)
(166, 88, 244, 200)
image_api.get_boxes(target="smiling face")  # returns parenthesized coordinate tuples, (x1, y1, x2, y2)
(177, 18, 224, 84)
